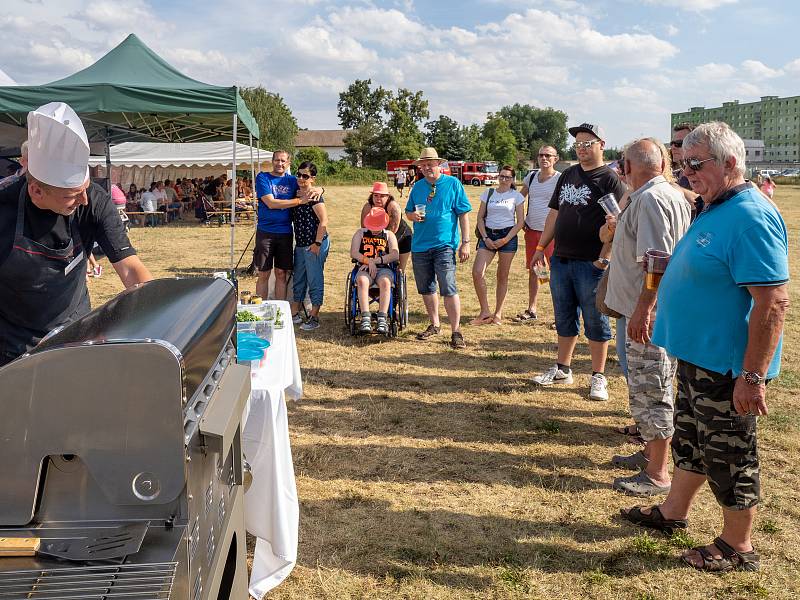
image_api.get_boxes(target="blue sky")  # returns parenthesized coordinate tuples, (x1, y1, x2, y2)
(2, 0, 798, 147)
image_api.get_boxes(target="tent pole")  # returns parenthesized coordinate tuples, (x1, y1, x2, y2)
(104, 131, 112, 193)
(230, 114, 238, 272)
(249, 132, 255, 201)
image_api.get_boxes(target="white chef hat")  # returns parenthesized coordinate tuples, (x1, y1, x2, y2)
(27, 102, 90, 188)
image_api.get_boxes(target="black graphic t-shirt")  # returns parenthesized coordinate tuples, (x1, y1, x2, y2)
(359, 229, 389, 258)
(548, 164, 626, 261)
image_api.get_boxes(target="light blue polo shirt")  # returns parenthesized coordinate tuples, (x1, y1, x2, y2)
(652, 184, 789, 378)
(405, 174, 472, 252)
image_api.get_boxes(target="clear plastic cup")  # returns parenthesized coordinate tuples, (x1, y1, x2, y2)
(644, 248, 671, 290)
(415, 204, 426, 221)
(533, 263, 550, 284)
(598, 193, 621, 216)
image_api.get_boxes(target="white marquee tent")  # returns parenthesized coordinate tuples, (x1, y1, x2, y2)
(88, 141, 271, 190)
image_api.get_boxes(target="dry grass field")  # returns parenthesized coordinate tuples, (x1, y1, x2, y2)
(89, 184, 800, 600)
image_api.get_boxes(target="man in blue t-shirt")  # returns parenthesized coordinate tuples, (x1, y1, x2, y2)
(405, 147, 472, 349)
(253, 150, 304, 300)
(622, 122, 789, 574)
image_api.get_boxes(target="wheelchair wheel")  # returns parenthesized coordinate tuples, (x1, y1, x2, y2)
(350, 314, 357, 336)
(344, 272, 354, 327)
(390, 321, 398, 338)
(398, 272, 408, 329)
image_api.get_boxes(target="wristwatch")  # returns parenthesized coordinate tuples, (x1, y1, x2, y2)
(741, 369, 764, 385)
(597, 257, 610, 266)
(312, 241, 322, 247)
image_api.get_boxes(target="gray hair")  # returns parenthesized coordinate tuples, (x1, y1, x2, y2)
(20, 140, 28, 157)
(683, 121, 746, 176)
(623, 138, 663, 171)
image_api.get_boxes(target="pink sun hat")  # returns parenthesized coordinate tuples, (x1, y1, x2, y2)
(371, 181, 389, 195)
(110, 184, 127, 206)
(364, 206, 390, 230)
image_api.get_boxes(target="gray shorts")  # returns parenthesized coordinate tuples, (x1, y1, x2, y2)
(626, 339, 677, 441)
(356, 266, 395, 285)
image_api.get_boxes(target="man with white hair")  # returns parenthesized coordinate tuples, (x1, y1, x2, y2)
(0, 102, 152, 367)
(622, 122, 789, 573)
(604, 138, 691, 496)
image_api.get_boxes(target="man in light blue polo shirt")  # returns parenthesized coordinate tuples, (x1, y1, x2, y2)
(405, 147, 472, 349)
(622, 122, 789, 573)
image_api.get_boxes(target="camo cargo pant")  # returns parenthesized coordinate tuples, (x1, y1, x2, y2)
(626, 340, 677, 441)
(672, 360, 760, 510)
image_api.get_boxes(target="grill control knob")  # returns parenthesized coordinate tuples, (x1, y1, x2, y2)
(132, 472, 161, 501)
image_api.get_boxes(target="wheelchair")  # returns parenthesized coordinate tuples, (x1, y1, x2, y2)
(343, 260, 408, 337)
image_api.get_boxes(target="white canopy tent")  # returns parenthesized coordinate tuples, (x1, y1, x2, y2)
(88, 141, 271, 190)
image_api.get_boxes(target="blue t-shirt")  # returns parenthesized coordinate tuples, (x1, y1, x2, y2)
(255, 171, 298, 234)
(652, 184, 789, 379)
(405, 174, 472, 252)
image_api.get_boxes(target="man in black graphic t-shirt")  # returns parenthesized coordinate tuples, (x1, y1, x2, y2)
(530, 122, 626, 401)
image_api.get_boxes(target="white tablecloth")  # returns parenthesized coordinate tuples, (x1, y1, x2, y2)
(240, 300, 302, 599)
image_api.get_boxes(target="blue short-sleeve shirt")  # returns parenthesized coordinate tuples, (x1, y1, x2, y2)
(405, 174, 472, 252)
(652, 184, 789, 378)
(255, 172, 298, 234)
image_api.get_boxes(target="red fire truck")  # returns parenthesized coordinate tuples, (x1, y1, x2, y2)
(448, 161, 499, 186)
(386, 159, 451, 185)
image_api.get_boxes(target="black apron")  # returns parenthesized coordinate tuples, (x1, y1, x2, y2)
(0, 185, 90, 366)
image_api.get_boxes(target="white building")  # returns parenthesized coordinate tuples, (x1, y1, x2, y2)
(295, 130, 348, 161)
(743, 139, 765, 162)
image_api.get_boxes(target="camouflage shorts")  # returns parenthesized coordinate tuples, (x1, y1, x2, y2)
(672, 360, 760, 510)
(626, 340, 677, 441)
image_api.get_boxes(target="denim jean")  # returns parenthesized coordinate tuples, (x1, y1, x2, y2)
(292, 236, 330, 307)
(412, 245, 458, 297)
(616, 316, 628, 378)
(549, 257, 612, 342)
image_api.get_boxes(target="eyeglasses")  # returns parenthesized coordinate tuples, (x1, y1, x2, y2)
(670, 140, 683, 148)
(574, 140, 600, 149)
(498, 175, 513, 180)
(538, 153, 557, 159)
(427, 183, 437, 203)
(679, 157, 716, 172)
(297, 173, 312, 180)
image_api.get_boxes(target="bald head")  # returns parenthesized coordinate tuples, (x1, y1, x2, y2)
(624, 138, 665, 189)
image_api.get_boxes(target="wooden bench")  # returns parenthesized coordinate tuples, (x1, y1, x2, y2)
(126, 211, 167, 227)
(204, 210, 256, 226)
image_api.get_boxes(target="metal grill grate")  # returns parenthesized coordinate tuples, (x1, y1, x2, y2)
(0, 562, 176, 599)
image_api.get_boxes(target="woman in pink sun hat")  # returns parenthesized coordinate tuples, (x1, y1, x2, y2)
(360, 181, 412, 272)
(350, 205, 400, 334)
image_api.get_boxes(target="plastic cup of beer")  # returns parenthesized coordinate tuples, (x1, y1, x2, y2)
(533, 262, 550, 284)
(645, 249, 671, 290)
(598, 193, 621, 216)
(415, 204, 426, 221)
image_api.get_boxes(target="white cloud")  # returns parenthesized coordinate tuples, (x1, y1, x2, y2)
(78, 0, 156, 31)
(642, 0, 739, 11)
(784, 58, 800, 74)
(666, 24, 679, 36)
(741, 59, 782, 79)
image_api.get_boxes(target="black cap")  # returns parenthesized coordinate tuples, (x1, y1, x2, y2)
(568, 123, 606, 140)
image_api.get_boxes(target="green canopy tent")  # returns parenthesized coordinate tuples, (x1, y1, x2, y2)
(0, 33, 261, 269)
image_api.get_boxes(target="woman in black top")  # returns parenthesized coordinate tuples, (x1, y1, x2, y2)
(360, 181, 412, 272)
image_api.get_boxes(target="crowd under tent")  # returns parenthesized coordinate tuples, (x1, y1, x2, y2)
(88, 142, 272, 190)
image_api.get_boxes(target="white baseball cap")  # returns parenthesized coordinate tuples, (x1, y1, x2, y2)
(27, 102, 90, 188)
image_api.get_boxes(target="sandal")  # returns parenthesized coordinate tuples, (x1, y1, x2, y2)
(513, 310, 537, 322)
(469, 315, 493, 325)
(620, 505, 688, 535)
(616, 424, 639, 436)
(681, 537, 760, 572)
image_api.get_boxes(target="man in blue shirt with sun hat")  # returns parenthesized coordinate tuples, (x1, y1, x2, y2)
(405, 147, 472, 349)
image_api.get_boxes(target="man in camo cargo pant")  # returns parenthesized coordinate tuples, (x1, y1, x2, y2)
(621, 122, 789, 572)
(604, 138, 691, 496)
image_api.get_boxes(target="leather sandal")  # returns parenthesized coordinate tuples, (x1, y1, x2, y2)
(681, 537, 760, 572)
(620, 505, 688, 535)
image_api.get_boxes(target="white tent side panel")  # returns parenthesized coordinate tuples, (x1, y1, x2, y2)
(88, 142, 272, 190)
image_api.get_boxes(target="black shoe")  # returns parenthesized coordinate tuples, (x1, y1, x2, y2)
(416, 323, 440, 340)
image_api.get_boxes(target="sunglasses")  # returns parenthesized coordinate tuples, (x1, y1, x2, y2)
(538, 153, 557, 158)
(670, 140, 683, 148)
(297, 173, 313, 180)
(679, 157, 716, 172)
(574, 140, 600, 149)
(427, 183, 437, 203)
(498, 175, 513, 180)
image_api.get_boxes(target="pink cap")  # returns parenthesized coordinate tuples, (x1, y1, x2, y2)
(371, 181, 389, 195)
(364, 207, 390, 231)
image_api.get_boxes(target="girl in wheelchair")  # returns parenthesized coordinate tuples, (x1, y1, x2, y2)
(349, 207, 400, 334)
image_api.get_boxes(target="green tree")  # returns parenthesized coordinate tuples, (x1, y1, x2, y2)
(338, 79, 390, 166)
(461, 124, 490, 162)
(482, 114, 517, 167)
(378, 88, 429, 162)
(498, 103, 569, 157)
(240, 86, 298, 152)
(294, 146, 330, 172)
(425, 115, 466, 160)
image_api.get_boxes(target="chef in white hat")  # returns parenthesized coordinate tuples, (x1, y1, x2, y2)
(0, 102, 152, 366)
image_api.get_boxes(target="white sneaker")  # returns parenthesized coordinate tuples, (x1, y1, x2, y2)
(532, 365, 573, 386)
(292, 312, 303, 325)
(589, 373, 609, 401)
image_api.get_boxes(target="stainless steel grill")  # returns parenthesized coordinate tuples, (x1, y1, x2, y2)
(0, 278, 251, 600)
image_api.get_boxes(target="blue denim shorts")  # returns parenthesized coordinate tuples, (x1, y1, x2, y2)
(477, 226, 518, 253)
(550, 257, 612, 342)
(412, 245, 458, 297)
